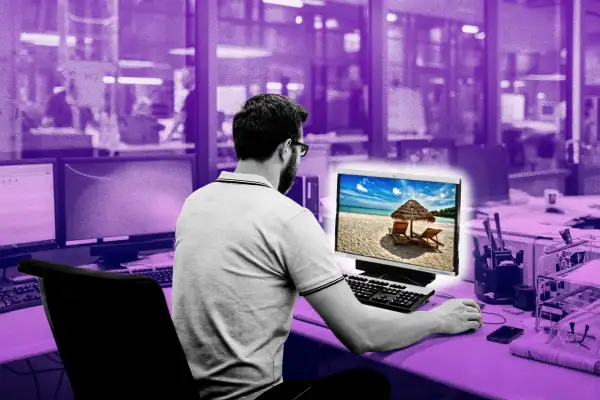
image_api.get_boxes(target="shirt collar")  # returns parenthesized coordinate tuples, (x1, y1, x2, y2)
(216, 171, 274, 189)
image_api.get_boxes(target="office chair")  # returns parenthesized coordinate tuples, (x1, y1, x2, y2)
(18, 258, 200, 400)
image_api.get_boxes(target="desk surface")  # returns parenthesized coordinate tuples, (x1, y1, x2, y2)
(2, 275, 600, 399)
(479, 195, 600, 230)
(293, 279, 600, 400)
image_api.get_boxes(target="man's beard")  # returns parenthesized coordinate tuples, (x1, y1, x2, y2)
(278, 153, 298, 195)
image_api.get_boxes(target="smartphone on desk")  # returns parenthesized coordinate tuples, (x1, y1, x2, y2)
(486, 326, 524, 344)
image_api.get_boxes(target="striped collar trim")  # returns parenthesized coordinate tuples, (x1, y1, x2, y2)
(216, 172, 273, 188)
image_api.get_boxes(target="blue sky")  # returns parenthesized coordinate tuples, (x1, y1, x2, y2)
(339, 174, 457, 212)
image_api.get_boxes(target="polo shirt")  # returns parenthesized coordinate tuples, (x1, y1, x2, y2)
(171, 171, 344, 400)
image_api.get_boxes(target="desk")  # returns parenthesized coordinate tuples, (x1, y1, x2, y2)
(292, 279, 600, 400)
(479, 195, 600, 228)
(2, 274, 600, 399)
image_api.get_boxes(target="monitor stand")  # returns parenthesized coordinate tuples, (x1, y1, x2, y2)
(0, 253, 32, 284)
(355, 260, 436, 287)
(90, 238, 174, 270)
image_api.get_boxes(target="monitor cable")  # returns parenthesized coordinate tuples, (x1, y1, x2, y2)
(2, 353, 66, 400)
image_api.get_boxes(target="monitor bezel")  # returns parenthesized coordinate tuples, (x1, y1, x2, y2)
(334, 169, 461, 277)
(0, 158, 61, 257)
(58, 155, 196, 248)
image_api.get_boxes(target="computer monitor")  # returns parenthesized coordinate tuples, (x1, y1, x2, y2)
(396, 138, 455, 166)
(60, 156, 195, 266)
(538, 101, 556, 122)
(501, 93, 526, 123)
(0, 160, 59, 260)
(335, 170, 461, 286)
(454, 145, 510, 206)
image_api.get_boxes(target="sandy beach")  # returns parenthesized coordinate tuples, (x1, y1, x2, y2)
(336, 212, 456, 272)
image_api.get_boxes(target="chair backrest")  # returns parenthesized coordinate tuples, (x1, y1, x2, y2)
(421, 228, 442, 238)
(18, 259, 200, 400)
(392, 221, 408, 233)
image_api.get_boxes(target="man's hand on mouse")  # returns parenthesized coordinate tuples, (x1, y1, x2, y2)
(430, 299, 483, 334)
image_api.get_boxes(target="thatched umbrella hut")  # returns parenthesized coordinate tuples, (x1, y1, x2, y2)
(391, 199, 436, 237)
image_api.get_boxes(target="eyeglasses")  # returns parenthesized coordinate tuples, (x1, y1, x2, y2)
(291, 141, 309, 157)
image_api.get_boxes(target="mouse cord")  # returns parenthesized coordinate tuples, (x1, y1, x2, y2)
(434, 292, 507, 325)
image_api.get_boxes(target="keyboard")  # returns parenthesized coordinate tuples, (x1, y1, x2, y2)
(0, 281, 42, 315)
(344, 274, 434, 313)
(122, 266, 173, 288)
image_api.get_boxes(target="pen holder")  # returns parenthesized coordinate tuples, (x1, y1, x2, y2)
(474, 250, 524, 305)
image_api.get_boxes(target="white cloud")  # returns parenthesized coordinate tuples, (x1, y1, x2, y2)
(356, 183, 368, 193)
(392, 187, 401, 196)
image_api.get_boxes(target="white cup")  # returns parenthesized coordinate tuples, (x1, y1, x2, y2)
(544, 189, 563, 209)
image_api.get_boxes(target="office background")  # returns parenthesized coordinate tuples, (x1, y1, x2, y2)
(2, 0, 600, 399)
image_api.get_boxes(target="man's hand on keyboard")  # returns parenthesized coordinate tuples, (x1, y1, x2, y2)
(430, 299, 483, 334)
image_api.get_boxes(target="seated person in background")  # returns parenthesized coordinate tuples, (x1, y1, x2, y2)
(43, 71, 94, 131)
(119, 97, 164, 145)
(172, 94, 482, 400)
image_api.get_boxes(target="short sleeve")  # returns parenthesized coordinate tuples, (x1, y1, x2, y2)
(280, 210, 344, 296)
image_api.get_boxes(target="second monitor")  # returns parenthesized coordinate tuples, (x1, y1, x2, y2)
(61, 156, 195, 266)
(335, 170, 461, 286)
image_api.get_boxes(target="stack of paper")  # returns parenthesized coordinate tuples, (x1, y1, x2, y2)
(510, 311, 600, 375)
(562, 259, 600, 286)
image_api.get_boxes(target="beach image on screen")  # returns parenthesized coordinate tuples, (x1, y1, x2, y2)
(336, 174, 458, 272)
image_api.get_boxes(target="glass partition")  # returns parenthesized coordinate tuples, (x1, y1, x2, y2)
(15, 0, 193, 159)
(214, 0, 370, 172)
(498, 0, 567, 174)
(385, 1, 485, 163)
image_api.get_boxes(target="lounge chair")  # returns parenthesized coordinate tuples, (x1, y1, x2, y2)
(414, 228, 444, 249)
(388, 221, 410, 245)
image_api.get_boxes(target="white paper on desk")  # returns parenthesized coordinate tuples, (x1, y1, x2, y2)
(510, 332, 600, 375)
(562, 259, 600, 286)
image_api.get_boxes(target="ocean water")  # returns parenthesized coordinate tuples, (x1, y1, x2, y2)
(339, 205, 455, 224)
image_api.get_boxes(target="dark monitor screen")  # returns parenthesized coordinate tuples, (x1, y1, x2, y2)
(454, 145, 510, 206)
(62, 156, 194, 246)
(0, 161, 58, 254)
(541, 105, 554, 115)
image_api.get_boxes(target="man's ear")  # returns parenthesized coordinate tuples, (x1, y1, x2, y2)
(277, 142, 287, 161)
(278, 139, 292, 161)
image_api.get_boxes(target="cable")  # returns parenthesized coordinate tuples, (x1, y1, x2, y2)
(433, 292, 507, 325)
(481, 312, 507, 325)
(46, 352, 63, 365)
(53, 370, 66, 400)
(25, 359, 41, 400)
(2, 364, 65, 375)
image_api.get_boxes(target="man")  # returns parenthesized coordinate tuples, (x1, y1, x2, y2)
(43, 68, 94, 131)
(167, 68, 197, 149)
(172, 94, 482, 400)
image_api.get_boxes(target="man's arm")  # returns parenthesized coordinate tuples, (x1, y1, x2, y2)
(304, 281, 440, 354)
(282, 210, 482, 355)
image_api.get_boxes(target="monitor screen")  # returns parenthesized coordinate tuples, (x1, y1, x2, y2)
(335, 171, 460, 276)
(0, 163, 57, 251)
(454, 145, 509, 206)
(501, 93, 526, 123)
(541, 105, 554, 116)
(397, 139, 455, 166)
(63, 157, 194, 245)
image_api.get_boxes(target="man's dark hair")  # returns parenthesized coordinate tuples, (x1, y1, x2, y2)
(232, 94, 308, 162)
